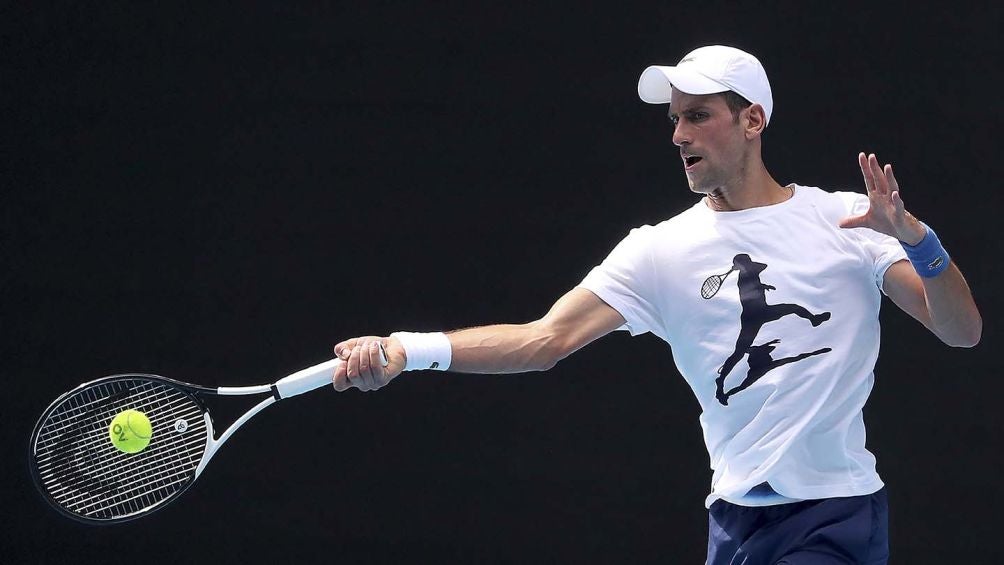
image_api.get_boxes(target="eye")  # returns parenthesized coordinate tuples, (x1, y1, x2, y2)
(691, 111, 709, 121)
(668, 114, 679, 125)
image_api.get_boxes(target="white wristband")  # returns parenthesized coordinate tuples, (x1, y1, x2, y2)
(390, 331, 452, 371)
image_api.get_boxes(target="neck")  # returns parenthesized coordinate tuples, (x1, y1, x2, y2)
(703, 160, 789, 212)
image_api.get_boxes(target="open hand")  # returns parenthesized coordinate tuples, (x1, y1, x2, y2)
(838, 152, 925, 244)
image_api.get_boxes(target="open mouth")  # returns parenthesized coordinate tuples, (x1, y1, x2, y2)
(684, 155, 703, 169)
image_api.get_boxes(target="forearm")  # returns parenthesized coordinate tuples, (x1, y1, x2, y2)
(893, 219, 982, 347)
(334, 288, 623, 391)
(437, 288, 625, 374)
(445, 321, 564, 374)
(919, 263, 982, 347)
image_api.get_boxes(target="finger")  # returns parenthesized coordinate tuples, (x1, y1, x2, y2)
(858, 152, 875, 193)
(347, 345, 363, 390)
(838, 214, 869, 229)
(868, 154, 888, 195)
(332, 361, 352, 392)
(891, 191, 906, 215)
(884, 163, 900, 196)
(334, 339, 359, 361)
(367, 341, 387, 388)
(357, 343, 375, 391)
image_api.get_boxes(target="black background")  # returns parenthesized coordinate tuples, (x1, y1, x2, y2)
(4, 2, 1002, 563)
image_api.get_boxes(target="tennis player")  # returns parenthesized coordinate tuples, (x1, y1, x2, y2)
(332, 45, 981, 564)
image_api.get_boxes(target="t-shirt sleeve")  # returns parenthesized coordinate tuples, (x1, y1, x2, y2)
(577, 227, 663, 337)
(844, 193, 908, 290)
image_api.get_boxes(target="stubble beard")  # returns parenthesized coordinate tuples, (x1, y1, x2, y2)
(686, 167, 724, 195)
(687, 152, 747, 197)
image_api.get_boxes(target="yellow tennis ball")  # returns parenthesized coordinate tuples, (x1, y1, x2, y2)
(108, 409, 152, 454)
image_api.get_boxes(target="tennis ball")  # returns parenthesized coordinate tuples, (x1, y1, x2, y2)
(108, 409, 152, 454)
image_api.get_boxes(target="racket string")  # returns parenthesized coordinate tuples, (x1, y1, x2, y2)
(43, 430, 207, 510)
(35, 383, 201, 481)
(37, 391, 201, 466)
(32, 378, 210, 520)
(36, 380, 182, 439)
(37, 398, 198, 463)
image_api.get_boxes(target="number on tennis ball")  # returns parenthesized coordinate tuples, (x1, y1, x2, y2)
(108, 409, 152, 454)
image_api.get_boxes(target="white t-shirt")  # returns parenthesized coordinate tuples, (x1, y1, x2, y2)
(578, 185, 907, 508)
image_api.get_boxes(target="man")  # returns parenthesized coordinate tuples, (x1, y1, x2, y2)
(330, 46, 981, 564)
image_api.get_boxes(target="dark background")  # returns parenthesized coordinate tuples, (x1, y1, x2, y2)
(4, 2, 1001, 563)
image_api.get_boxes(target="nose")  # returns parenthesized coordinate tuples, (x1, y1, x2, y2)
(672, 120, 691, 147)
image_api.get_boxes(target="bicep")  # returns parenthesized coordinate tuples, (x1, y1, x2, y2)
(882, 259, 932, 329)
(537, 287, 627, 359)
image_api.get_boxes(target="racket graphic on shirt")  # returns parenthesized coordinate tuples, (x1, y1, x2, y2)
(29, 348, 386, 524)
(701, 268, 736, 299)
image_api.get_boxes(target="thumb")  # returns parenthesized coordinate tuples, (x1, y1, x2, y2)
(838, 214, 868, 229)
(383, 336, 408, 372)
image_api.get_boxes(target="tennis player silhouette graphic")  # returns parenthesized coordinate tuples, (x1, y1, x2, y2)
(714, 254, 832, 406)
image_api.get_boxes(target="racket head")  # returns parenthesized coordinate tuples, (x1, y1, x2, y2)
(29, 374, 214, 524)
(701, 275, 724, 299)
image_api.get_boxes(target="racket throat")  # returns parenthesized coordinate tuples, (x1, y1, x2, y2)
(194, 396, 276, 478)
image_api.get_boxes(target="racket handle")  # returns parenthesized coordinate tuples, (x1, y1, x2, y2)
(273, 359, 342, 399)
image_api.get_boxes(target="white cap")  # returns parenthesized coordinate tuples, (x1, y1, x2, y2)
(637, 45, 773, 125)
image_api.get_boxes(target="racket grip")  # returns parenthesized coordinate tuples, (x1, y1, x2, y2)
(273, 359, 342, 399)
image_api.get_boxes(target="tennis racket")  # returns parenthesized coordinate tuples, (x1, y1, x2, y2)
(700, 267, 736, 299)
(29, 350, 384, 525)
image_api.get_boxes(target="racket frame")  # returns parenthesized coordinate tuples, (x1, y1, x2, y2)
(29, 357, 346, 525)
(701, 267, 736, 299)
(28, 374, 214, 525)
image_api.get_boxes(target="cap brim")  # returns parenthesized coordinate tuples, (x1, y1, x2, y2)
(638, 66, 730, 104)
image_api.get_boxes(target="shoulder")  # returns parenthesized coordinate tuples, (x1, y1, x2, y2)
(650, 200, 710, 235)
(792, 184, 868, 219)
(617, 200, 705, 244)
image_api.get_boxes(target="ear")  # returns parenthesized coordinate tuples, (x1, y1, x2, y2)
(743, 104, 767, 139)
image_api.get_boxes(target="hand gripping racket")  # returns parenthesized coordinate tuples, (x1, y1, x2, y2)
(29, 350, 383, 525)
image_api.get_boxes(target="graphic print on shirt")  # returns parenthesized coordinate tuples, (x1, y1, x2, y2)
(710, 253, 832, 406)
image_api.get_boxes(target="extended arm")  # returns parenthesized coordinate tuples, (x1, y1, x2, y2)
(332, 288, 626, 391)
(840, 152, 982, 347)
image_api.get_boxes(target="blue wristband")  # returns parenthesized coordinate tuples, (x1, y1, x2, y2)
(901, 223, 950, 278)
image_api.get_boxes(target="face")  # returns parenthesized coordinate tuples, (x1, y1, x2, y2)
(668, 90, 750, 194)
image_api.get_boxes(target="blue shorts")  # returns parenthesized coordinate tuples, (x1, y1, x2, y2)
(707, 486, 889, 564)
